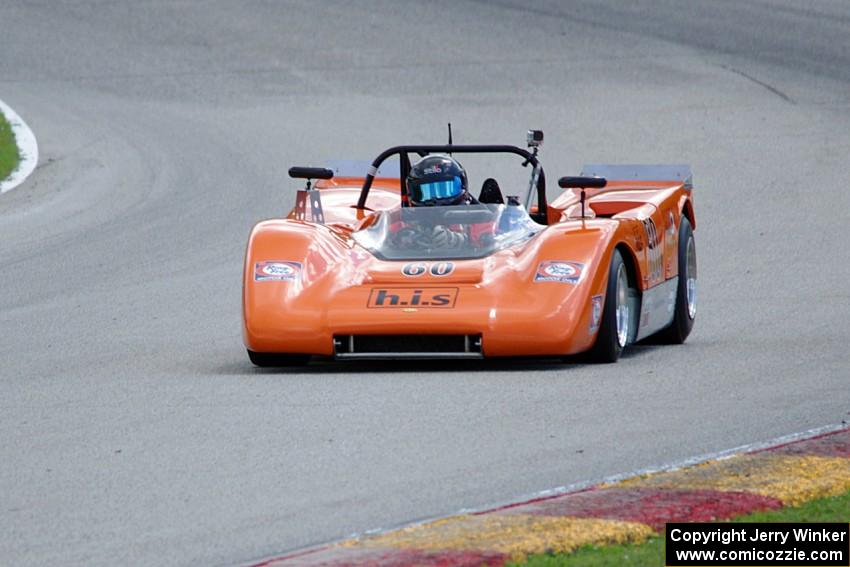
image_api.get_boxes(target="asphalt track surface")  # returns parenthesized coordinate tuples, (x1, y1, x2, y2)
(1, 2, 849, 566)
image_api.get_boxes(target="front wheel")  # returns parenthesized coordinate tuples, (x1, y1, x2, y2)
(657, 216, 696, 344)
(247, 350, 310, 367)
(587, 249, 631, 363)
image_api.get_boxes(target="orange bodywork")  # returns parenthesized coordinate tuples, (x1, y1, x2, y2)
(243, 175, 694, 358)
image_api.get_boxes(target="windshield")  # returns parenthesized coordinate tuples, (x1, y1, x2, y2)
(352, 204, 543, 260)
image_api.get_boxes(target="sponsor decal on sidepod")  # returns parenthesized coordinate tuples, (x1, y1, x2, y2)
(534, 261, 585, 284)
(590, 294, 604, 332)
(254, 261, 302, 281)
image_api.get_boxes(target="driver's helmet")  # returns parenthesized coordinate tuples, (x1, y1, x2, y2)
(407, 155, 468, 206)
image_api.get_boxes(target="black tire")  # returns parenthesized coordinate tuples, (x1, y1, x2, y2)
(657, 216, 696, 344)
(587, 249, 631, 363)
(247, 350, 310, 367)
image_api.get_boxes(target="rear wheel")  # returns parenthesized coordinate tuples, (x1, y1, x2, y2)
(658, 216, 696, 343)
(587, 249, 631, 363)
(247, 350, 310, 367)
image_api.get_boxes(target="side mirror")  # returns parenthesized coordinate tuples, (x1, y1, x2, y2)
(558, 176, 607, 189)
(288, 167, 334, 180)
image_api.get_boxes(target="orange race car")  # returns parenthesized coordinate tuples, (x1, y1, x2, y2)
(243, 131, 696, 366)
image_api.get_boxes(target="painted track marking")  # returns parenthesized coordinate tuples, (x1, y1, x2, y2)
(0, 97, 39, 193)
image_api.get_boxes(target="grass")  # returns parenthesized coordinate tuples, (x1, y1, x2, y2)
(512, 488, 850, 566)
(0, 110, 21, 183)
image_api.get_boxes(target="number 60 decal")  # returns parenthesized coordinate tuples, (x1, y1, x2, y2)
(402, 262, 455, 277)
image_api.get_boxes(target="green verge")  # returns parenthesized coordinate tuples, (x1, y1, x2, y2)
(512, 488, 850, 566)
(0, 110, 21, 183)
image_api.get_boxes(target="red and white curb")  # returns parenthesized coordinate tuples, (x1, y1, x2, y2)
(0, 97, 39, 193)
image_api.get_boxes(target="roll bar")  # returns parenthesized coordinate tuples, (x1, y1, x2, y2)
(356, 145, 547, 221)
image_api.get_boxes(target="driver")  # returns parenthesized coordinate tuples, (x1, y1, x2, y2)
(402, 155, 475, 248)
(407, 154, 473, 207)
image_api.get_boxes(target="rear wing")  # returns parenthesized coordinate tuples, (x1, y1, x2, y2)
(580, 164, 692, 190)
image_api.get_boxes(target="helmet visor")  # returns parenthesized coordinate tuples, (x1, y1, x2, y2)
(411, 176, 463, 203)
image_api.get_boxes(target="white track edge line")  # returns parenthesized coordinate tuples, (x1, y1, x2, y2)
(242, 422, 849, 566)
(0, 97, 39, 193)
(465, 422, 850, 513)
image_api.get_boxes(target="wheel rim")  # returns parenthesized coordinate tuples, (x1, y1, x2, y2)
(615, 263, 629, 347)
(686, 235, 697, 319)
